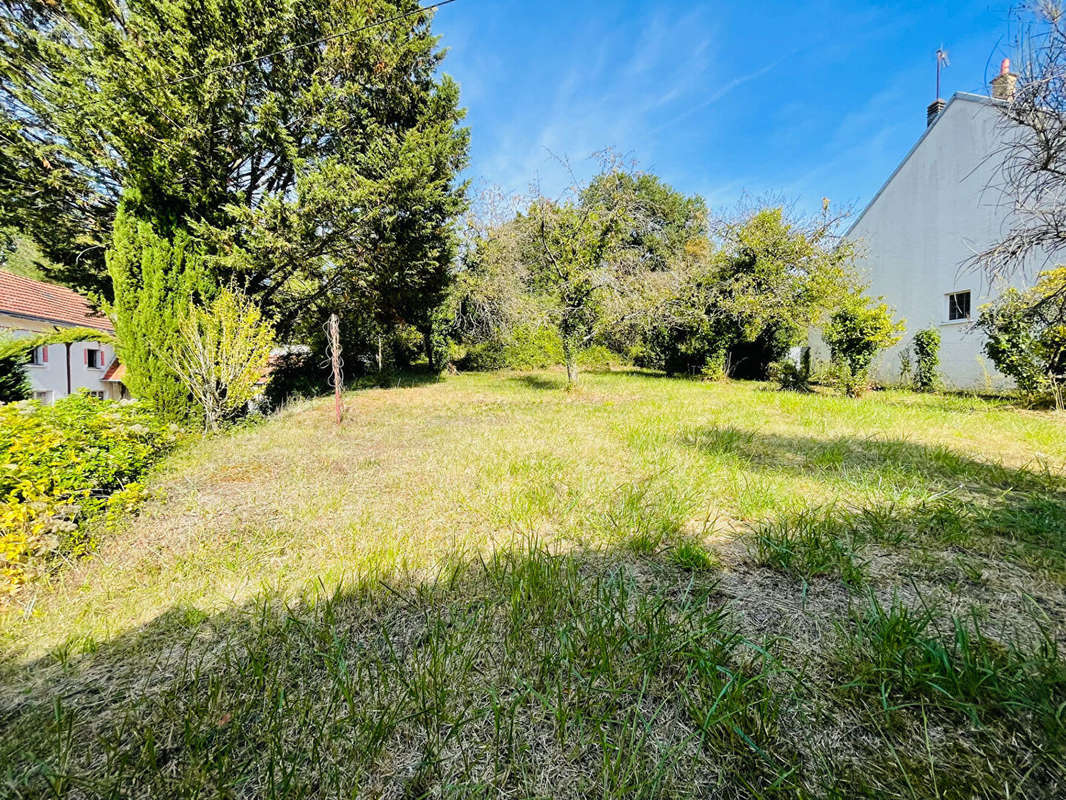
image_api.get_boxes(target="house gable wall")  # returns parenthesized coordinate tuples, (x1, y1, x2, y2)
(814, 94, 1039, 389)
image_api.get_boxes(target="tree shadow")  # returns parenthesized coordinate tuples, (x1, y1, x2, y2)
(506, 373, 568, 390)
(682, 425, 1066, 574)
(681, 425, 1065, 499)
(0, 542, 798, 797)
(350, 369, 444, 391)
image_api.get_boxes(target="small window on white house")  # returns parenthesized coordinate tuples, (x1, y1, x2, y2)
(28, 345, 47, 366)
(88, 390, 105, 400)
(947, 291, 972, 321)
(33, 390, 52, 404)
(85, 348, 104, 369)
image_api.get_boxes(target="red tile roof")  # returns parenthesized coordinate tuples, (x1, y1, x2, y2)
(102, 359, 126, 382)
(0, 269, 113, 331)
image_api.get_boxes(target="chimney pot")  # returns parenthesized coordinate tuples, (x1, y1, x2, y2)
(991, 63, 1018, 102)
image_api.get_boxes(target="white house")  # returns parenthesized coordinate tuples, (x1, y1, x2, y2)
(0, 269, 126, 404)
(813, 62, 1039, 389)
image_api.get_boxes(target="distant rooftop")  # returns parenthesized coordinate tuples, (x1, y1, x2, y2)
(0, 269, 113, 331)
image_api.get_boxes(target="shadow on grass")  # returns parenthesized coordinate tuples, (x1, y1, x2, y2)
(684, 426, 1066, 577)
(0, 543, 791, 799)
(2, 537, 1062, 797)
(682, 425, 1065, 498)
(506, 373, 569, 390)
(350, 368, 444, 391)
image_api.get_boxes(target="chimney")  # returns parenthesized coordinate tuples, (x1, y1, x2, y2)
(926, 98, 946, 127)
(990, 57, 1017, 102)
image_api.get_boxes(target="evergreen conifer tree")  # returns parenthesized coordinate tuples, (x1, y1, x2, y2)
(107, 202, 214, 421)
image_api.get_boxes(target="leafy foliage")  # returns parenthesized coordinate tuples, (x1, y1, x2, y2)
(0, 350, 29, 403)
(912, 327, 941, 392)
(452, 167, 710, 384)
(822, 299, 903, 396)
(769, 356, 811, 392)
(1, 328, 115, 404)
(641, 206, 858, 379)
(975, 267, 1066, 408)
(0, 393, 177, 593)
(0, 327, 115, 361)
(0, 0, 469, 317)
(167, 288, 276, 430)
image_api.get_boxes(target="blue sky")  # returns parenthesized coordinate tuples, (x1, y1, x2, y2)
(433, 0, 1016, 217)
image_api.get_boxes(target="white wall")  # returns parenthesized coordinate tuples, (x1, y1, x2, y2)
(814, 94, 1038, 389)
(1, 313, 121, 403)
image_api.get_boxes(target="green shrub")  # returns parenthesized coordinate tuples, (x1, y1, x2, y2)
(0, 393, 178, 593)
(107, 201, 215, 422)
(821, 300, 903, 397)
(455, 339, 507, 371)
(502, 325, 564, 369)
(912, 327, 941, 392)
(455, 326, 623, 372)
(576, 344, 619, 369)
(769, 356, 810, 392)
(168, 288, 276, 431)
(975, 268, 1066, 408)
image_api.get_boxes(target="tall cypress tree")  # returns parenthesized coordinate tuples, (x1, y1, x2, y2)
(107, 201, 213, 421)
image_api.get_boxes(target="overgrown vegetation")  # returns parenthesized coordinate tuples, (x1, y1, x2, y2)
(0, 0, 468, 416)
(166, 288, 276, 430)
(912, 326, 941, 392)
(452, 184, 865, 384)
(821, 298, 903, 396)
(0, 348, 28, 403)
(976, 267, 1066, 409)
(0, 394, 178, 593)
(1, 373, 1063, 796)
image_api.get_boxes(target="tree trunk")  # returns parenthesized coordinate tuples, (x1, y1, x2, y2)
(422, 327, 436, 372)
(561, 333, 578, 387)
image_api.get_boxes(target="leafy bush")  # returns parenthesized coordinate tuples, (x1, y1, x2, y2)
(821, 300, 903, 397)
(167, 288, 276, 430)
(576, 344, 620, 369)
(975, 268, 1066, 408)
(503, 325, 565, 369)
(911, 327, 941, 392)
(0, 393, 178, 593)
(769, 353, 810, 392)
(454, 325, 622, 372)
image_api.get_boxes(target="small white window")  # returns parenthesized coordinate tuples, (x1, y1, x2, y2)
(947, 291, 971, 322)
(86, 348, 104, 369)
(88, 390, 105, 400)
(33, 390, 52, 404)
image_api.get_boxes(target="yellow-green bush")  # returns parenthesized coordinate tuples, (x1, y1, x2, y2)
(0, 393, 178, 593)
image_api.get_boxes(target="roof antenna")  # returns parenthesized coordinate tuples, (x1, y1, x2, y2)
(936, 46, 950, 99)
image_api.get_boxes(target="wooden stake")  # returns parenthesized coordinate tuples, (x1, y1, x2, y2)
(328, 313, 343, 425)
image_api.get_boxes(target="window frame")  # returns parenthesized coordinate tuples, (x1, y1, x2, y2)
(27, 345, 47, 366)
(946, 290, 973, 323)
(86, 348, 104, 370)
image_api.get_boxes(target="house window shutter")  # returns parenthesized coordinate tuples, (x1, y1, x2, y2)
(41, 346, 48, 363)
(84, 349, 88, 366)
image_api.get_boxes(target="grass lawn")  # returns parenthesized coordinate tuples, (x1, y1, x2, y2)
(2, 369, 1065, 798)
